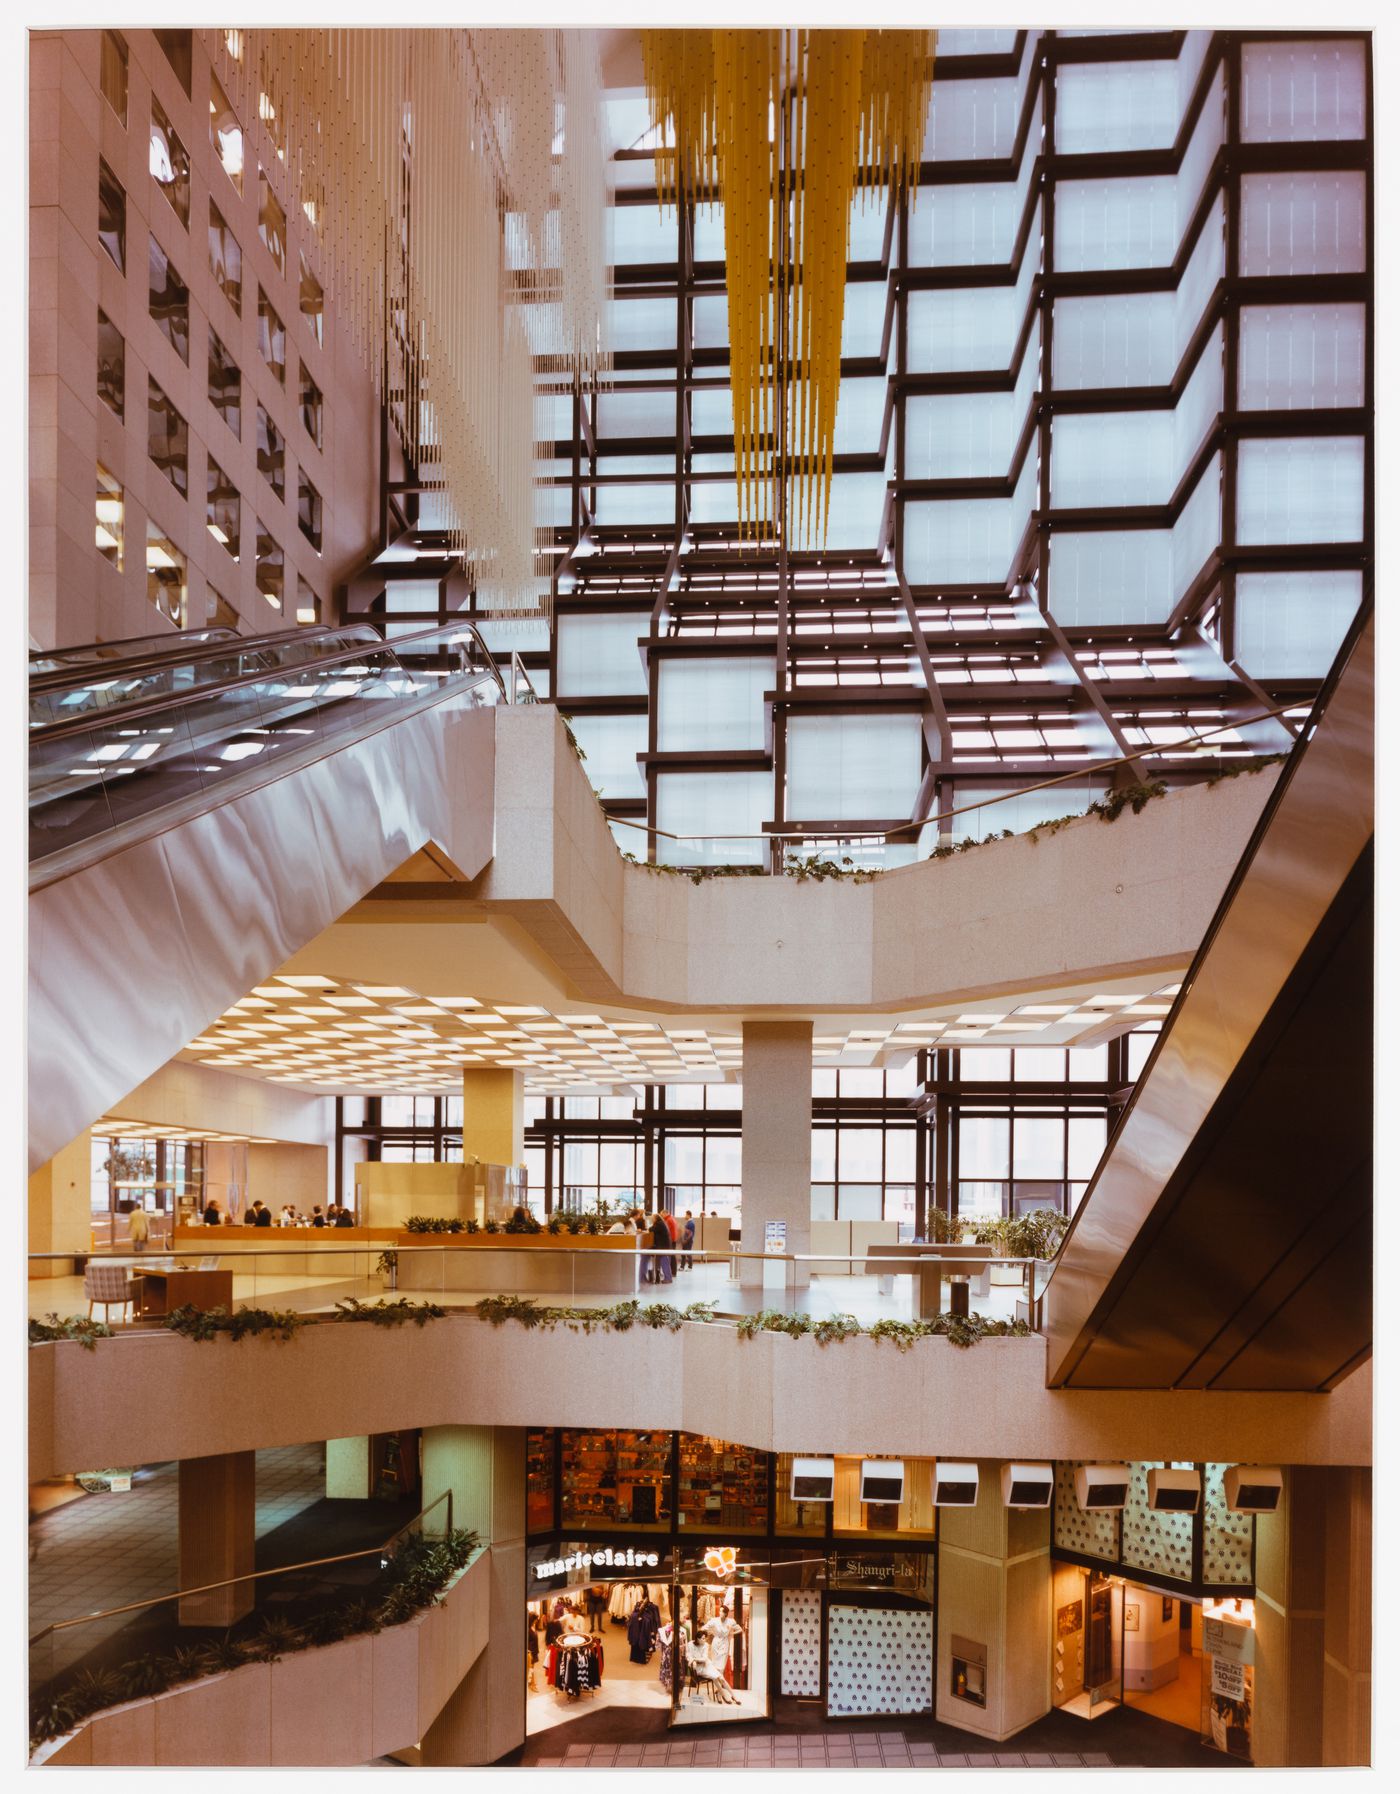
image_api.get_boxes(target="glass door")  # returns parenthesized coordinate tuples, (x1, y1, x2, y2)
(669, 1582, 770, 1728)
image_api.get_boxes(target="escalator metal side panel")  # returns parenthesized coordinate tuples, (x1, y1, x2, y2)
(28, 698, 496, 1172)
(1042, 611, 1374, 1387)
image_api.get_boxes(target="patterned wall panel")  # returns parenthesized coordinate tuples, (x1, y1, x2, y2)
(827, 1606, 934, 1717)
(1202, 1462, 1254, 1585)
(780, 1589, 823, 1697)
(1121, 1462, 1195, 1582)
(1053, 1461, 1120, 1560)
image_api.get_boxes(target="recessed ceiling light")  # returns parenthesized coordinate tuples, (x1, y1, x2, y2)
(278, 975, 339, 989)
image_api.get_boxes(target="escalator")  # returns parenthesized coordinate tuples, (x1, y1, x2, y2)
(1041, 607, 1373, 1392)
(29, 623, 506, 1169)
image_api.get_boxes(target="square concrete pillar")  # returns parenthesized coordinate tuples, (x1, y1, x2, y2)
(420, 1428, 527, 1767)
(178, 1450, 256, 1627)
(28, 1129, 91, 1277)
(739, 1020, 813, 1289)
(936, 1459, 1051, 1742)
(462, 1069, 524, 1168)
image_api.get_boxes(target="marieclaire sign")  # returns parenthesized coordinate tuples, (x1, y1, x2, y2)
(533, 1545, 662, 1582)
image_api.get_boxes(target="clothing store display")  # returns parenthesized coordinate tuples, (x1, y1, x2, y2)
(687, 1615, 743, 1703)
(627, 1596, 662, 1663)
(607, 1581, 670, 1624)
(548, 1634, 603, 1699)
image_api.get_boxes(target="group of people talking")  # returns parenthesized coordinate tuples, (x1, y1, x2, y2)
(605, 1208, 697, 1285)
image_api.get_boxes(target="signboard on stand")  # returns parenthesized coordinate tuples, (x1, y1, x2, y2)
(1211, 1657, 1247, 1701)
(1203, 1616, 1255, 1665)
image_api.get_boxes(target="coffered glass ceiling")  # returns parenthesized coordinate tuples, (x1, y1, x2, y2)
(367, 29, 1369, 873)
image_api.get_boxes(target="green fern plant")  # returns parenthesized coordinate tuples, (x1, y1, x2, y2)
(332, 1297, 448, 1328)
(29, 1313, 114, 1349)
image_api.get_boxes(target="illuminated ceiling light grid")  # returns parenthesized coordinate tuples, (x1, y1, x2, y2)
(181, 974, 1181, 1094)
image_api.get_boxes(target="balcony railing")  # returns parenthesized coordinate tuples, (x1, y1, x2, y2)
(27, 1240, 1051, 1336)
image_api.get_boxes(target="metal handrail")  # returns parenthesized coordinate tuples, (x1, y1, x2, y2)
(27, 1244, 1044, 1268)
(600, 699, 1301, 845)
(27, 1489, 457, 1647)
(27, 623, 364, 696)
(30, 620, 504, 745)
(28, 626, 239, 672)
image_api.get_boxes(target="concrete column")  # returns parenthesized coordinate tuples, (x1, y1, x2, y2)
(325, 1436, 371, 1499)
(935, 1460, 1052, 1742)
(177, 1450, 256, 1626)
(462, 1069, 524, 1167)
(1322, 1467, 1370, 1766)
(420, 1426, 527, 1767)
(28, 1130, 91, 1278)
(1254, 1464, 1370, 1768)
(739, 1020, 813, 1289)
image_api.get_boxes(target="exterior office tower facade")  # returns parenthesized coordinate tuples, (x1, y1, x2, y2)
(27, 24, 1372, 1774)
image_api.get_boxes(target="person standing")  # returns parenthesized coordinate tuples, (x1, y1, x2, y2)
(126, 1205, 150, 1253)
(679, 1210, 696, 1271)
(252, 1202, 273, 1228)
(201, 1197, 222, 1226)
(333, 1203, 355, 1228)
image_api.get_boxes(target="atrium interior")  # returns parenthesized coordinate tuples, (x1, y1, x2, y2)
(24, 16, 1375, 1778)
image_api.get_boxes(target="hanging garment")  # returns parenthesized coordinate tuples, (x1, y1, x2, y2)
(554, 1638, 603, 1698)
(627, 1598, 662, 1663)
(658, 1621, 690, 1691)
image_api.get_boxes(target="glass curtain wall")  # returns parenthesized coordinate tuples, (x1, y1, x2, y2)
(334, 1026, 1155, 1232)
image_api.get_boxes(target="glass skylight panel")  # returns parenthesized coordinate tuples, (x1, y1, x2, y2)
(1238, 304, 1366, 411)
(1053, 410, 1174, 510)
(924, 76, 1020, 160)
(1241, 40, 1367, 141)
(903, 497, 1011, 587)
(555, 612, 647, 697)
(1235, 437, 1365, 545)
(906, 287, 1016, 374)
(608, 203, 675, 264)
(906, 392, 1012, 480)
(597, 389, 675, 437)
(1052, 292, 1175, 390)
(657, 656, 773, 751)
(607, 296, 676, 351)
(1171, 453, 1223, 602)
(1176, 66, 1226, 235)
(786, 712, 922, 820)
(593, 481, 674, 527)
(1047, 530, 1172, 626)
(688, 480, 740, 527)
(840, 282, 887, 357)
(1055, 175, 1177, 271)
(1176, 194, 1225, 361)
(1056, 60, 1178, 154)
(655, 770, 769, 867)
(937, 29, 1017, 54)
(848, 193, 889, 261)
(1173, 323, 1225, 479)
(832, 378, 886, 456)
(690, 385, 734, 436)
(691, 204, 725, 262)
(908, 180, 1019, 266)
(823, 472, 890, 551)
(1239, 172, 1367, 276)
(1233, 570, 1363, 679)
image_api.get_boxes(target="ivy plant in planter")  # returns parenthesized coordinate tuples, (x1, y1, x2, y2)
(162, 1304, 309, 1344)
(29, 1527, 482, 1752)
(332, 1297, 448, 1328)
(29, 1314, 114, 1350)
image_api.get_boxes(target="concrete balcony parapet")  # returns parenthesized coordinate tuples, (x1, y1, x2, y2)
(29, 1312, 1370, 1482)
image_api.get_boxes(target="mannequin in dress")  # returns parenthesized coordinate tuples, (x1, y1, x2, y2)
(691, 1614, 742, 1704)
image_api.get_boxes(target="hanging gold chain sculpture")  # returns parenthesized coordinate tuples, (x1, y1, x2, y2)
(213, 29, 610, 616)
(642, 29, 933, 550)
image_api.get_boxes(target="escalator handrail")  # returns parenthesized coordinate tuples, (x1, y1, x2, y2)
(28, 623, 383, 697)
(29, 629, 505, 888)
(28, 626, 240, 671)
(29, 621, 505, 748)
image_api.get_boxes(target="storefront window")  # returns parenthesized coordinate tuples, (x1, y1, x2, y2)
(774, 1453, 830, 1536)
(526, 1430, 555, 1533)
(833, 1455, 937, 1540)
(676, 1435, 768, 1535)
(561, 1430, 672, 1533)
